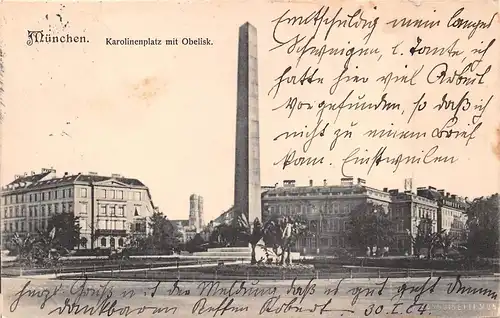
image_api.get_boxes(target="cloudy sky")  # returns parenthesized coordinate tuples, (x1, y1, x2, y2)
(2, 1, 499, 221)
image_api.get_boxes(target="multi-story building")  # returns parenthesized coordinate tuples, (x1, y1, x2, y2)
(170, 219, 197, 243)
(205, 180, 470, 256)
(262, 177, 392, 255)
(1, 168, 156, 250)
(388, 189, 438, 255)
(417, 186, 468, 244)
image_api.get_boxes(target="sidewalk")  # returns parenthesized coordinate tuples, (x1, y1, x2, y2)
(17, 260, 246, 280)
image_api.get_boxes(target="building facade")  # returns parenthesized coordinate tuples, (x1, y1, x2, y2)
(388, 189, 438, 255)
(1, 168, 156, 250)
(262, 177, 392, 255)
(206, 180, 469, 256)
(417, 187, 468, 244)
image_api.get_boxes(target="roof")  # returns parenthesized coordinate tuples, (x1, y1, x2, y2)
(6, 172, 51, 186)
(264, 184, 369, 195)
(76, 174, 146, 187)
(170, 219, 189, 226)
(3, 172, 146, 192)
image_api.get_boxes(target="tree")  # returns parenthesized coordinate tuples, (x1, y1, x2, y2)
(147, 212, 181, 254)
(262, 216, 309, 265)
(47, 212, 81, 251)
(437, 231, 455, 256)
(249, 218, 263, 264)
(407, 217, 444, 259)
(185, 233, 208, 253)
(467, 194, 500, 258)
(10, 233, 37, 265)
(347, 202, 394, 256)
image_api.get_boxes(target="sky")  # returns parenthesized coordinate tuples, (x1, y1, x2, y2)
(1, 1, 499, 222)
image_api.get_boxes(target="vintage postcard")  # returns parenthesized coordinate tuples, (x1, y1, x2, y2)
(1, 0, 499, 317)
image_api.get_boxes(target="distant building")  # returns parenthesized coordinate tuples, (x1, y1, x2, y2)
(170, 219, 196, 243)
(189, 194, 204, 232)
(388, 189, 438, 254)
(1, 168, 156, 250)
(417, 186, 468, 244)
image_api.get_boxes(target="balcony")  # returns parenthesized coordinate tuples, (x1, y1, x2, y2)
(95, 229, 127, 237)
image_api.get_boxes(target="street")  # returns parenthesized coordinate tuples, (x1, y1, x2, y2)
(2, 276, 499, 317)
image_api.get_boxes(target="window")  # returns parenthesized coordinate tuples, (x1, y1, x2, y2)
(34, 206, 38, 217)
(21, 222, 25, 232)
(54, 190, 58, 199)
(3, 208, 7, 218)
(54, 204, 58, 214)
(109, 190, 115, 199)
(9, 223, 13, 232)
(21, 207, 26, 217)
(81, 188, 88, 198)
(81, 203, 88, 214)
(47, 205, 52, 216)
(68, 203, 73, 213)
(68, 188, 73, 197)
(134, 192, 141, 201)
(110, 206, 116, 216)
(80, 219, 87, 230)
(9, 207, 13, 218)
(99, 205, 106, 215)
(15, 206, 19, 217)
(110, 237, 116, 248)
(117, 191, 123, 200)
(343, 205, 349, 214)
(62, 204, 66, 213)
(41, 206, 46, 217)
(134, 206, 140, 216)
(118, 238, 124, 247)
(101, 238, 106, 247)
(118, 206, 124, 216)
(100, 189, 106, 198)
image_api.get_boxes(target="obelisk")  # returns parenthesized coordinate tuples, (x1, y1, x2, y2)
(233, 22, 261, 237)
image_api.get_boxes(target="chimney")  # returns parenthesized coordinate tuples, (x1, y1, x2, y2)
(451, 194, 457, 200)
(428, 186, 436, 190)
(64, 172, 69, 176)
(309, 180, 313, 187)
(111, 173, 122, 178)
(14, 174, 21, 180)
(383, 187, 388, 192)
(23, 172, 28, 177)
(31, 171, 35, 176)
(438, 189, 445, 196)
(274, 183, 278, 188)
(446, 192, 450, 197)
(389, 189, 399, 195)
(340, 177, 354, 186)
(88, 171, 98, 175)
(357, 178, 366, 185)
(323, 179, 327, 186)
(283, 180, 296, 187)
